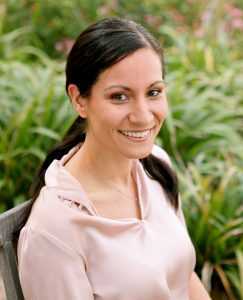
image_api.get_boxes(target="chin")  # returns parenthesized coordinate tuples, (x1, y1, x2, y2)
(121, 145, 153, 160)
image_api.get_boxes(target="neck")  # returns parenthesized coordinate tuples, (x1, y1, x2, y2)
(66, 137, 135, 190)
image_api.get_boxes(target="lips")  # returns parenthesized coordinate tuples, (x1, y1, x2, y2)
(118, 127, 155, 139)
(119, 129, 150, 138)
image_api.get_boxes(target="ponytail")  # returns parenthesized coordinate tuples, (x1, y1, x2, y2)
(140, 155, 178, 210)
(29, 116, 86, 201)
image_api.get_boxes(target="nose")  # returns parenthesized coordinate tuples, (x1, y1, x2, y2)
(128, 97, 154, 126)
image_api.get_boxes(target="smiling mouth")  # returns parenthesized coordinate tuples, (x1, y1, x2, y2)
(118, 127, 154, 139)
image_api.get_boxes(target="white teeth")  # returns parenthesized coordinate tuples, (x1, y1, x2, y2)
(120, 129, 150, 138)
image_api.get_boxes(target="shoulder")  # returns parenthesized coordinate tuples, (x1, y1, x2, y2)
(18, 224, 79, 259)
(151, 144, 171, 166)
(21, 188, 87, 259)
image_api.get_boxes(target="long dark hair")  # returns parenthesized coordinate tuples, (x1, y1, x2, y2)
(29, 17, 178, 211)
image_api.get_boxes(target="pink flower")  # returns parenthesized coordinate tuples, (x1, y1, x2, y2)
(55, 38, 75, 55)
(231, 18, 243, 30)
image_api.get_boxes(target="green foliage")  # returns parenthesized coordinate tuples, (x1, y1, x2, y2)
(1, 0, 105, 57)
(0, 47, 75, 209)
(176, 161, 243, 299)
(0, 0, 243, 298)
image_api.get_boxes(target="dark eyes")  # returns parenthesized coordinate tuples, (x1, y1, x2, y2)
(110, 89, 163, 102)
(110, 93, 127, 101)
(148, 89, 162, 97)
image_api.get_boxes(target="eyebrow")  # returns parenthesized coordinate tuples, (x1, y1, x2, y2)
(104, 80, 165, 92)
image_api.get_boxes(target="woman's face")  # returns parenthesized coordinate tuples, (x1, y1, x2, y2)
(77, 47, 168, 159)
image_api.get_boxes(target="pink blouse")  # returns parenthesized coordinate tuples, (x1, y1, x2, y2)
(17, 144, 196, 300)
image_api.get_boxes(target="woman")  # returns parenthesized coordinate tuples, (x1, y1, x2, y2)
(17, 17, 211, 299)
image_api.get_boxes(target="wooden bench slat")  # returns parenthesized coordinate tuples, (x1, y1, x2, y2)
(0, 201, 32, 246)
(0, 201, 32, 300)
(0, 241, 25, 300)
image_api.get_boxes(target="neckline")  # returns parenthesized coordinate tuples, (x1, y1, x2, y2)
(60, 148, 145, 223)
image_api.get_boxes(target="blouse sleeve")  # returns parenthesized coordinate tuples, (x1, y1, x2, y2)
(18, 226, 94, 300)
(152, 144, 187, 227)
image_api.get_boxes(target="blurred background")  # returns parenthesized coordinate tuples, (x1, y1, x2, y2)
(0, 0, 242, 299)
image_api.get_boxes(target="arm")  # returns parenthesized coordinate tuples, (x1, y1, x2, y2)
(189, 272, 211, 300)
(18, 226, 94, 300)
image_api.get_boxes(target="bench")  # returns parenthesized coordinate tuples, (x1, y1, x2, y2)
(0, 201, 32, 300)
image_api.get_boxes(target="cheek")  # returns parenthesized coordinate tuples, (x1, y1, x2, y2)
(88, 106, 122, 131)
(163, 100, 169, 118)
(153, 99, 168, 121)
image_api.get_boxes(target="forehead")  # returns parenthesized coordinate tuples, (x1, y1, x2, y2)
(94, 48, 163, 89)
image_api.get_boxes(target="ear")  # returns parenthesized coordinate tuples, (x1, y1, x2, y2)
(67, 84, 88, 118)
